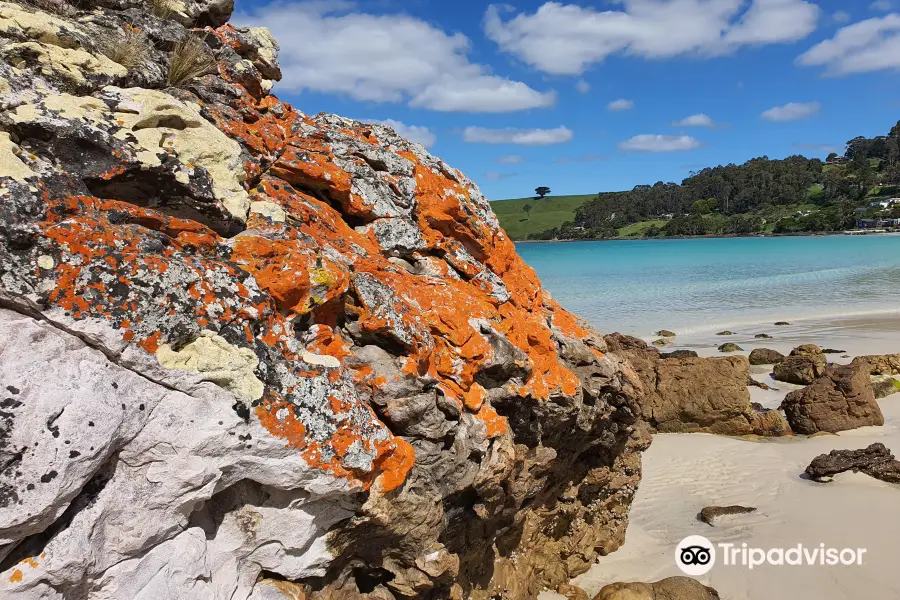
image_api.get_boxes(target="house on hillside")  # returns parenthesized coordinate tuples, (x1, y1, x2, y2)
(857, 218, 900, 229)
(796, 210, 812, 217)
(827, 155, 850, 165)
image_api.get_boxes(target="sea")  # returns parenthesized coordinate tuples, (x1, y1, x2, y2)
(517, 235, 900, 338)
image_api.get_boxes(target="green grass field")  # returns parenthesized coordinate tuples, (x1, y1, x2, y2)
(490, 194, 595, 240)
(617, 220, 667, 237)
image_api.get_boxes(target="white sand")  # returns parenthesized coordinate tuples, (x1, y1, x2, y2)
(546, 318, 900, 599)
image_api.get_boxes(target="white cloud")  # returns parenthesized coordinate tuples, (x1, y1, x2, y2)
(367, 119, 436, 148)
(761, 102, 821, 121)
(236, 1, 555, 113)
(608, 98, 634, 111)
(484, 0, 821, 76)
(485, 171, 518, 180)
(832, 10, 851, 23)
(464, 126, 574, 145)
(619, 134, 702, 152)
(797, 15, 900, 75)
(870, 1, 892, 11)
(496, 154, 525, 164)
(576, 79, 591, 93)
(672, 113, 715, 127)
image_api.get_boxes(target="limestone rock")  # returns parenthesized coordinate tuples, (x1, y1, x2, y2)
(593, 577, 720, 600)
(0, 2, 649, 599)
(781, 364, 884, 434)
(805, 443, 900, 484)
(749, 348, 785, 365)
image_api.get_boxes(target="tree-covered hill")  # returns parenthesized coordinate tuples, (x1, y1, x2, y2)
(526, 120, 900, 240)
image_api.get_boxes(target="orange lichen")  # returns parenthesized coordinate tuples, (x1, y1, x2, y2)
(8, 569, 22, 583)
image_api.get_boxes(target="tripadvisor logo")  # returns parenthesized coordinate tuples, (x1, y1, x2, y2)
(676, 536, 867, 573)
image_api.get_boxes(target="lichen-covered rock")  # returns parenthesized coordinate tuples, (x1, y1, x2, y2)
(0, 3, 648, 599)
(605, 334, 791, 437)
(780, 364, 884, 435)
(853, 354, 900, 375)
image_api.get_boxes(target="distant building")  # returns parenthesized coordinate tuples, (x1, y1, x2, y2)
(857, 218, 900, 229)
(662, 213, 674, 220)
(796, 210, 812, 217)
(870, 199, 900, 209)
(827, 156, 850, 165)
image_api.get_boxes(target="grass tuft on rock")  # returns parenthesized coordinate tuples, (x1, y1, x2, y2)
(151, 0, 174, 19)
(167, 33, 216, 88)
(101, 24, 152, 71)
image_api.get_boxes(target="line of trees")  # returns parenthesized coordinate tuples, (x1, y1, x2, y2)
(529, 119, 900, 240)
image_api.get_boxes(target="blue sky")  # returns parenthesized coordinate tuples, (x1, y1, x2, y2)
(236, 0, 900, 200)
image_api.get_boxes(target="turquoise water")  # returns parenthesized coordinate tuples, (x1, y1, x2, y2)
(517, 236, 900, 336)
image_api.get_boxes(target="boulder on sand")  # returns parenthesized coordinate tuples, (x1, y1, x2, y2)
(805, 443, 900, 484)
(606, 335, 791, 436)
(780, 363, 884, 434)
(749, 348, 785, 365)
(775, 321, 791, 326)
(773, 344, 827, 385)
(656, 329, 676, 338)
(716, 330, 735, 336)
(593, 577, 720, 600)
(755, 333, 772, 339)
(718, 343, 743, 352)
(699, 505, 757, 526)
(853, 354, 900, 375)
(872, 376, 900, 399)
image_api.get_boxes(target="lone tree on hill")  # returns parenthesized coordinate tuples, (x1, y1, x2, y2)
(535, 186, 551, 198)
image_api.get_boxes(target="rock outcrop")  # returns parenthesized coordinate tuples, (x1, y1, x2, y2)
(853, 354, 900, 375)
(772, 344, 827, 385)
(805, 443, 900, 484)
(593, 577, 720, 600)
(780, 364, 884, 435)
(605, 335, 791, 437)
(0, 3, 648, 599)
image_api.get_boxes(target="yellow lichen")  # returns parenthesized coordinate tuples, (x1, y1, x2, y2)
(156, 331, 265, 401)
(0, 132, 34, 181)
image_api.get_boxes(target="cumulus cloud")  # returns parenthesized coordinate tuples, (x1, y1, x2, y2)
(672, 113, 715, 127)
(496, 154, 525, 164)
(870, 1, 892, 11)
(576, 79, 591, 93)
(236, 1, 555, 113)
(608, 99, 634, 111)
(797, 15, 900, 75)
(619, 134, 702, 152)
(463, 126, 574, 145)
(484, 0, 821, 76)
(760, 102, 821, 121)
(365, 119, 436, 148)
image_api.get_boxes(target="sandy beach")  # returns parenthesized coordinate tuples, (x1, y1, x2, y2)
(543, 314, 900, 600)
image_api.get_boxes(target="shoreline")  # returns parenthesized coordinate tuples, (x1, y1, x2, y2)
(542, 313, 900, 600)
(514, 230, 900, 244)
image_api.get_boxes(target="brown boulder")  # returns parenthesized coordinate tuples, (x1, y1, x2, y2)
(607, 335, 791, 436)
(749, 348, 785, 365)
(593, 577, 720, 600)
(699, 505, 757, 526)
(773, 346, 826, 384)
(805, 443, 900, 484)
(781, 364, 884, 434)
(852, 354, 900, 375)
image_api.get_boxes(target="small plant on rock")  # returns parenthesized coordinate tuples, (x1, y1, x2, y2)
(167, 33, 216, 88)
(151, 0, 174, 19)
(101, 24, 152, 71)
